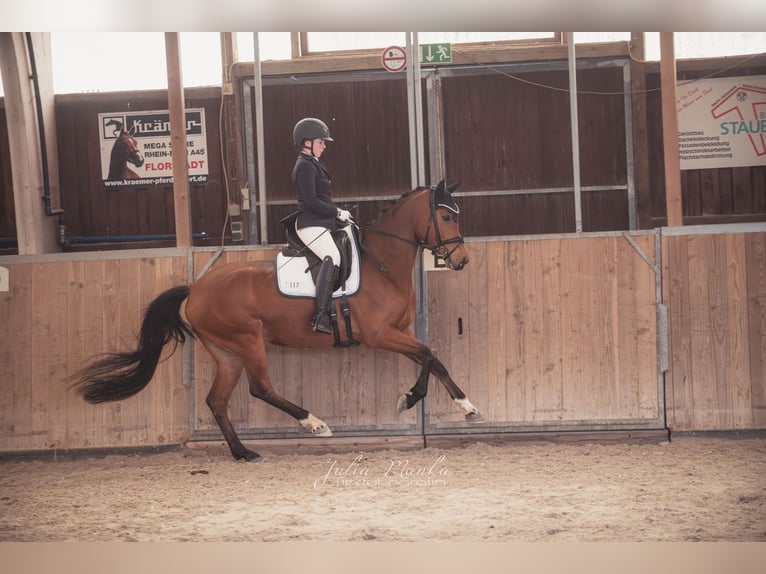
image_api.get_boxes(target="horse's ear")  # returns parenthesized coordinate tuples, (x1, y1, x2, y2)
(447, 180, 461, 194)
(434, 179, 446, 192)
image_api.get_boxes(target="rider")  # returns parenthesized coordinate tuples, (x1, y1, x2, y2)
(292, 117, 352, 334)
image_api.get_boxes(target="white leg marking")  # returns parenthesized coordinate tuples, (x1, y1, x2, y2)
(455, 397, 478, 415)
(397, 393, 412, 412)
(300, 414, 333, 437)
(456, 398, 484, 422)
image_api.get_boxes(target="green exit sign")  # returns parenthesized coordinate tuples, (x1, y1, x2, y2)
(420, 43, 452, 64)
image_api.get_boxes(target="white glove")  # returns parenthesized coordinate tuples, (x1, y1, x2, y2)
(337, 208, 352, 222)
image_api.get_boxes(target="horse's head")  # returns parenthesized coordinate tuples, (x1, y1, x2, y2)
(120, 129, 145, 169)
(422, 180, 469, 271)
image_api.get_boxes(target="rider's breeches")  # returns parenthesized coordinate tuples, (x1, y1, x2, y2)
(295, 224, 341, 267)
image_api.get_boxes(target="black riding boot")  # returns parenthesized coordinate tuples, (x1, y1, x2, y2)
(312, 256, 338, 334)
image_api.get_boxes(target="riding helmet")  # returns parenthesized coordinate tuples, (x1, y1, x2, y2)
(293, 118, 334, 147)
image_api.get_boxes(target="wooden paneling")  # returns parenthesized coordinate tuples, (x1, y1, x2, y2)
(190, 248, 419, 439)
(258, 78, 412, 202)
(425, 235, 661, 429)
(664, 231, 766, 430)
(440, 66, 630, 234)
(3, 228, 766, 455)
(0, 252, 189, 451)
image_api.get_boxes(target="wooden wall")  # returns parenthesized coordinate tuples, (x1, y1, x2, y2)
(425, 235, 661, 430)
(663, 228, 766, 430)
(254, 74, 415, 243)
(254, 65, 632, 241)
(0, 251, 189, 451)
(441, 66, 630, 236)
(2, 228, 766, 454)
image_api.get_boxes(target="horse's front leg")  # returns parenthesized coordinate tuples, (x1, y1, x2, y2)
(426, 353, 483, 422)
(397, 351, 431, 412)
(371, 329, 483, 422)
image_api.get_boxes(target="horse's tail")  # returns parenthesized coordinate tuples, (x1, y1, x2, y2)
(71, 285, 194, 404)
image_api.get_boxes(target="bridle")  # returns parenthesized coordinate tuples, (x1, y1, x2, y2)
(424, 187, 465, 263)
(362, 186, 465, 271)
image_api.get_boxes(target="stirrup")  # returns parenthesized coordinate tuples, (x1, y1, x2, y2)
(312, 310, 333, 334)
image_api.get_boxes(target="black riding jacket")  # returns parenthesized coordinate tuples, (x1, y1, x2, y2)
(292, 153, 338, 230)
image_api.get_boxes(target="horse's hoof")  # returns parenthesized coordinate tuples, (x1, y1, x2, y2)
(465, 411, 484, 423)
(301, 414, 332, 437)
(236, 451, 262, 462)
(313, 425, 333, 437)
(397, 395, 408, 412)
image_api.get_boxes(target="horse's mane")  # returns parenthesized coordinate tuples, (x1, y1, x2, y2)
(365, 186, 429, 228)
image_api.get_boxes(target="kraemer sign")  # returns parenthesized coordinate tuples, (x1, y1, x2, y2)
(98, 108, 209, 189)
(677, 75, 766, 170)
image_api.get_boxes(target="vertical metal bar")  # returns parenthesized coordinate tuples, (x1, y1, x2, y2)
(242, 80, 257, 244)
(253, 33, 268, 244)
(405, 33, 418, 190)
(414, 250, 428, 436)
(655, 228, 667, 428)
(413, 32, 426, 187)
(185, 247, 196, 435)
(567, 35, 583, 232)
(623, 60, 637, 230)
(410, 32, 427, 435)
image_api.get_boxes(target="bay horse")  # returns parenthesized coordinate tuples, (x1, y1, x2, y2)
(71, 180, 483, 461)
(107, 123, 144, 179)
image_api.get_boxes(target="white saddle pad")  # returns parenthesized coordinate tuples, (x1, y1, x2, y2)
(275, 225, 361, 298)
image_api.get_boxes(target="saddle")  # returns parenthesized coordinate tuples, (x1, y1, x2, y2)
(279, 211, 355, 290)
(275, 212, 362, 301)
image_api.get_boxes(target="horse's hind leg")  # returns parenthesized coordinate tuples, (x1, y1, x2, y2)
(204, 347, 261, 462)
(244, 327, 333, 437)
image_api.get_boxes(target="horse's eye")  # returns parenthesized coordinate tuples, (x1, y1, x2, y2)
(442, 214, 452, 222)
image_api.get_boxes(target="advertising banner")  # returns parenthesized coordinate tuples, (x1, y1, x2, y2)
(98, 108, 208, 189)
(677, 75, 766, 170)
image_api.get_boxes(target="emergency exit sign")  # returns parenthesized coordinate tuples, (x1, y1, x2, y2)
(420, 43, 452, 64)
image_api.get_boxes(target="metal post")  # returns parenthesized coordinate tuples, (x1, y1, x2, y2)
(405, 33, 418, 190)
(253, 33, 269, 244)
(412, 32, 426, 188)
(567, 34, 583, 233)
(242, 80, 256, 244)
(623, 60, 637, 230)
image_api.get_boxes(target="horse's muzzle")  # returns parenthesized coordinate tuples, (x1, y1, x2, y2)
(449, 255, 469, 271)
